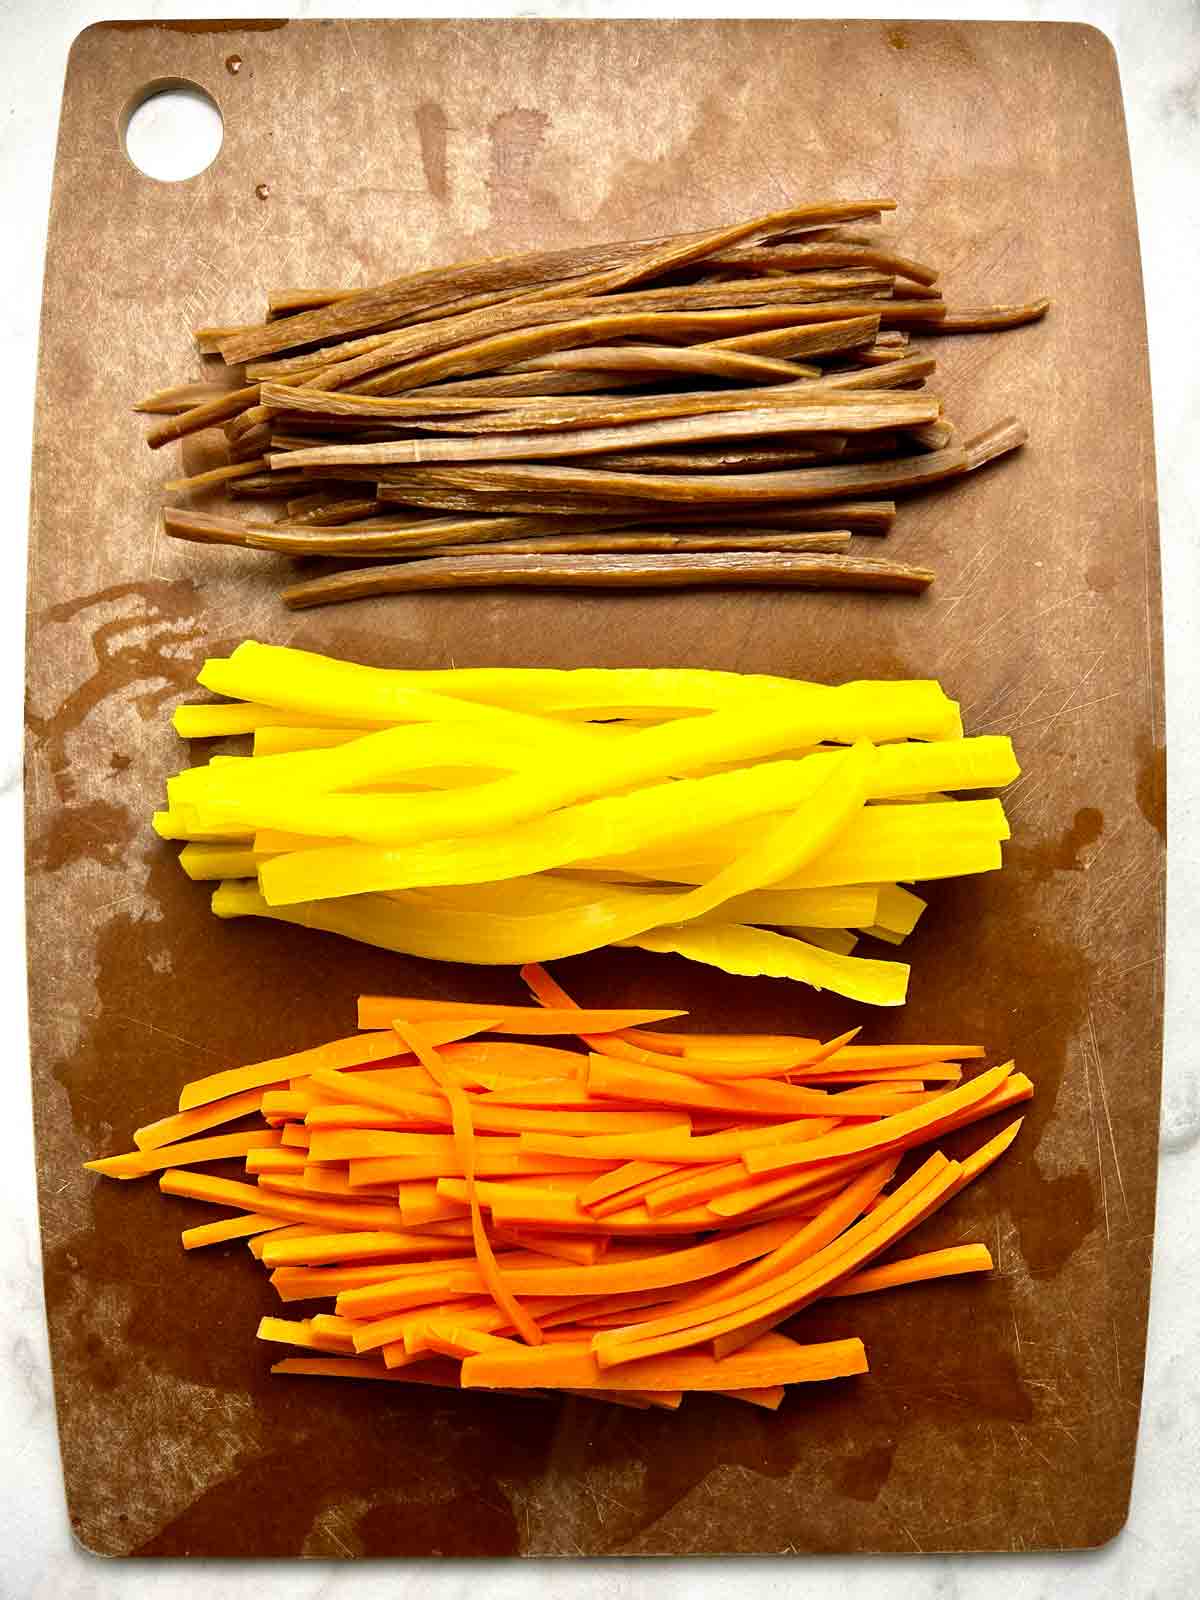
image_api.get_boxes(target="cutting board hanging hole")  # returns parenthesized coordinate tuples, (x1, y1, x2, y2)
(122, 78, 222, 183)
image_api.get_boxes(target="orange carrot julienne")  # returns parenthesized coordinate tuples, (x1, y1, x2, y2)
(178, 1030, 408, 1112)
(181, 1212, 290, 1250)
(90, 980, 1027, 1410)
(358, 994, 685, 1032)
(135, 1086, 274, 1151)
(742, 1062, 1017, 1173)
(824, 1242, 994, 1297)
(395, 1020, 543, 1346)
(85, 1127, 282, 1178)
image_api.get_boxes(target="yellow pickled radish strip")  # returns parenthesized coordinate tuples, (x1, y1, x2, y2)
(200, 642, 613, 747)
(189, 691, 975, 848)
(695, 885, 879, 930)
(174, 701, 387, 738)
(180, 842, 263, 880)
(623, 923, 910, 1006)
(257, 756, 868, 906)
(870, 883, 927, 936)
(595, 794, 1010, 882)
(152, 807, 252, 843)
(216, 745, 871, 965)
(172, 723, 553, 810)
(205, 649, 963, 736)
(253, 726, 365, 756)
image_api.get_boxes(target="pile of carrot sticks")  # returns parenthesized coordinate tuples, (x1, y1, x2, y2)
(85, 968, 1029, 1410)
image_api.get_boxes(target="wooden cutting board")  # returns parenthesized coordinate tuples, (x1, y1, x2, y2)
(25, 18, 1161, 1557)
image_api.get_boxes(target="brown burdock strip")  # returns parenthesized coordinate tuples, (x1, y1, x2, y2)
(385, 380, 935, 437)
(704, 243, 939, 284)
(276, 396, 938, 471)
(909, 299, 1050, 333)
(281, 550, 933, 608)
(217, 200, 894, 363)
(146, 385, 260, 449)
(328, 296, 935, 399)
(560, 446, 849, 474)
(163, 458, 269, 494)
(519, 345, 821, 384)
(140, 199, 1045, 604)
(705, 314, 880, 359)
(134, 381, 239, 415)
(349, 531, 854, 560)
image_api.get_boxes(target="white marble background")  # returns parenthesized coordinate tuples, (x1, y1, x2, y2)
(2, 0, 1197, 1593)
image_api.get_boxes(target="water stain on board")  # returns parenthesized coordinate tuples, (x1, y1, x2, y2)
(28, 797, 130, 874)
(27, 580, 202, 808)
(1135, 734, 1166, 842)
(414, 101, 449, 201)
(836, 1441, 896, 1502)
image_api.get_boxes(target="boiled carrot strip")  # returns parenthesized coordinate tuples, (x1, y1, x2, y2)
(824, 1243, 993, 1297)
(495, 1231, 608, 1266)
(86, 1128, 283, 1178)
(395, 1021, 542, 1347)
(178, 1029, 409, 1112)
(349, 1151, 610, 1186)
(308, 1067, 690, 1137)
(255, 1173, 397, 1202)
(245, 1148, 307, 1174)
(248, 1222, 323, 1260)
(337, 1214, 794, 1321)
(181, 1212, 290, 1250)
(577, 1161, 676, 1211)
(135, 1086, 274, 1151)
(307, 1314, 366, 1354)
(707, 1162, 870, 1219)
(662, 1028, 861, 1082)
(270, 1264, 426, 1301)
(357, 995, 686, 1032)
(159, 1168, 411, 1232)
(261, 1229, 477, 1269)
(742, 1062, 1016, 1173)
(257, 1316, 336, 1352)
(593, 1157, 951, 1366)
(596, 1156, 901, 1358)
(280, 1123, 311, 1148)
(586, 1052, 937, 1119)
(460, 1330, 868, 1392)
(721, 1385, 786, 1410)
(270, 1356, 464, 1388)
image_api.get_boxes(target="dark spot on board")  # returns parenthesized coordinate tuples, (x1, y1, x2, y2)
(835, 1441, 896, 1502)
(109, 751, 132, 774)
(1055, 806, 1105, 870)
(414, 101, 449, 201)
(225, 54, 243, 75)
(1086, 561, 1116, 592)
(887, 27, 910, 50)
(1135, 734, 1166, 842)
(255, 183, 270, 202)
(28, 797, 129, 874)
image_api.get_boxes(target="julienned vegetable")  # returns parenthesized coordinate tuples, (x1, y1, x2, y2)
(84, 971, 1028, 1409)
(159, 642, 1019, 1004)
(140, 196, 1046, 604)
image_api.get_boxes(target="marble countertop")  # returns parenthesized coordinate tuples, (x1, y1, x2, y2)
(3, 0, 1197, 1593)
